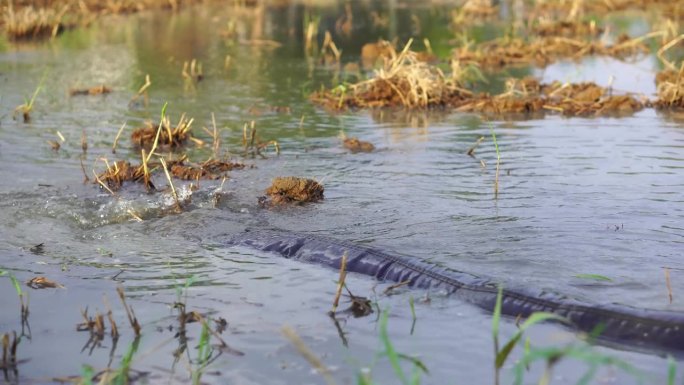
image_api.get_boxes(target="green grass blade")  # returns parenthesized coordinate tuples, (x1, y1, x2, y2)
(497, 312, 567, 368)
(574, 274, 612, 282)
(379, 309, 409, 385)
(396, 353, 428, 374)
(492, 285, 503, 339)
(667, 355, 676, 385)
(356, 372, 374, 385)
(8, 272, 22, 296)
(80, 365, 94, 385)
(576, 362, 599, 385)
(490, 126, 500, 161)
(114, 336, 141, 385)
(409, 296, 417, 335)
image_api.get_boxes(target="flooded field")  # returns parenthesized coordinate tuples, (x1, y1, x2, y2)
(1, 1, 684, 384)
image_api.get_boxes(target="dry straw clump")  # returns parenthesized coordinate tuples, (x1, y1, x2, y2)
(655, 67, 684, 109)
(454, 34, 650, 69)
(531, 20, 603, 38)
(3, 4, 71, 40)
(457, 78, 644, 117)
(170, 159, 247, 180)
(95, 160, 148, 192)
(131, 114, 194, 150)
(530, 0, 682, 17)
(311, 39, 472, 110)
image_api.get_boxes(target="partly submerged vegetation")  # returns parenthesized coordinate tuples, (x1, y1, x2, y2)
(311, 37, 672, 117)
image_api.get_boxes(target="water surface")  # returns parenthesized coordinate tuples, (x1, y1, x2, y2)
(0, 3, 683, 384)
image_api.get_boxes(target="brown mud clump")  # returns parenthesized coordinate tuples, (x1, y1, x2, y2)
(260, 177, 324, 207)
(654, 68, 684, 109)
(69, 84, 111, 96)
(311, 39, 472, 110)
(131, 114, 194, 150)
(343, 137, 375, 153)
(170, 159, 247, 180)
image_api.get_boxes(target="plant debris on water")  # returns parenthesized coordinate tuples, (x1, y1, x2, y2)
(131, 113, 194, 150)
(311, 39, 473, 110)
(311, 39, 651, 117)
(94, 160, 150, 192)
(25, 276, 63, 289)
(3, 4, 73, 40)
(170, 159, 247, 180)
(655, 67, 684, 109)
(69, 84, 111, 96)
(260, 177, 324, 207)
(454, 34, 650, 69)
(531, 19, 603, 38)
(242, 120, 280, 158)
(343, 136, 375, 153)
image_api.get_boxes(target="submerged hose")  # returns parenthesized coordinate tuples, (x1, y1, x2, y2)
(227, 230, 684, 353)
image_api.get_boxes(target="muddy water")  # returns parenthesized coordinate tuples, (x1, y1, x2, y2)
(0, 3, 683, 385)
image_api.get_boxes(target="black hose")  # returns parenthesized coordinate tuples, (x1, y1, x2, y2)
(227, 229, 684, 353)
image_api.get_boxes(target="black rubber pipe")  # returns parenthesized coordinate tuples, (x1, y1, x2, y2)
(227, 230, 684, 353)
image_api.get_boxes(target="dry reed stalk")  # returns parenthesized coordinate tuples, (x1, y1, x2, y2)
(93, 171, 117, 196)
(81, 129, 88, 153)
(80, 157, 90, 183)
(112, 122, 127, 153)
(201, 113, 220, 157)
(383, 280, 411, 295)
(129, 74, 151, 107)
(321, 31, 341, 62)
(330, 252, 348, 314)
(467, 136, 485, 156)
(116, 287, 140, 336)
(145, 115, 165, 164)
(159, 158, 181, 212)
(211, 112, 219, 156)
(127, 209, 143, 222)
(657, 34, 684, 71)
(281, 326, 337, 385)
(140, 149, 152, 192)
(304, 21, 318, 54)
(665, 268, 673, 304)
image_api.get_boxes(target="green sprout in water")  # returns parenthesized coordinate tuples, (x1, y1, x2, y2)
(192, 321, 212, 385)
(358, 309, 427, 385)
(490, 125, 501, 199)
(490, 285, 663, 385)
(14, 74, 46, 123)
(574, 273, 612, 282)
